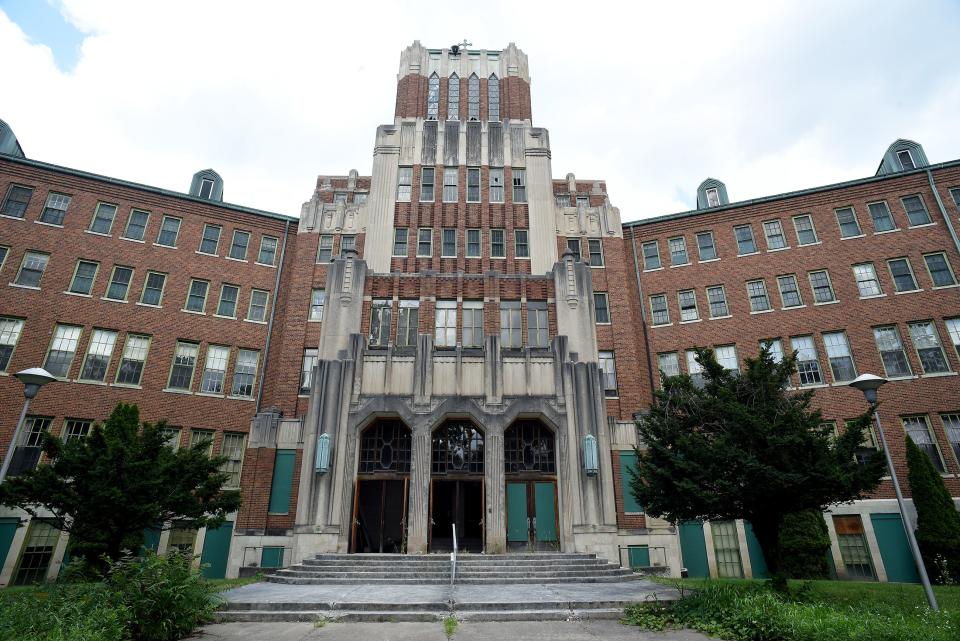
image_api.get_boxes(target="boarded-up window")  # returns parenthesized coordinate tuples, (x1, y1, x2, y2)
(444, 121, 459, 165)
(421, 121, 437, 165)
(466, 122, 481, 166)
(488, 123, 504, 166)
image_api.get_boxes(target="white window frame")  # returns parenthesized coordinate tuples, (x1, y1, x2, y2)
(417, 228, 433, 258)
(923, 252, 957, 288)
(776, 274, 803, 308)
(309, 288, 326, 321)
(441, 228, 457, 258)
(155, 215, 182, 248)
(115, 334, 150, 386)
(247, 289, 270, 322)
(808, 270, 837, 304)
(792, 214, 819, 245)
(678, 289, 699, 322)
(435, 300, 457, 348)
(392, 228, 409, 257)
(853, 263, 883, 298)
(78, 328, 117, 383)
(199, 344, 231, 395)
(887, 257, 920, 293)
(763, 219, 788, 250)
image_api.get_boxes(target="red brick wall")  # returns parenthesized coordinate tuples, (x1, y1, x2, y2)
(394, 74, 531, 121)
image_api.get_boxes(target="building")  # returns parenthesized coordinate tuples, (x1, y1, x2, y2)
(1, 42, 959, 586)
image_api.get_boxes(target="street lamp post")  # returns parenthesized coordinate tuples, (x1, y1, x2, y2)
(0, 367, 57, 485)
(848, 373, 938, 611)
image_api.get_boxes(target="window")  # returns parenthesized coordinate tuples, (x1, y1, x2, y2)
(435, 300, 457, 347)
(200, 345, 230, 394)
(734, 225, 757, 254)
(442, 167, 458, 202)
(168, 341, 199, 390)
(392, 228, 408, 257)
(0, 317, 25, 372)
(705, 188, 720, 208)
(763, 219, 787, 249)
(835, 207, 862, 238)
(217, 284, 239, 317)
(946, 318, 960, 359)
(686, 350, 704, 387)
(417, 228, 433, 257)
(776, 275, 803, 308)
(696, 231, 717, 260)
(89, 203, 117, 234)
(903, 415, 944, 472)
(462, 301, 483, 348)
(119, 209, 149, 241)
(447, 73, 460, 119)
(512, 169, 527, 203)
(908, 321, 950, 374)
(489, 168, 504, 202)
(747, 280, 771, 312)
(576, 195, 589, 207)
(658, 352, 680, 379)
(420, 167, 435, 202)
(761, 338, 784, 363)
(300, 348, 318, 394)
(1, 185, 32, 218)
(490, 229, 505, 258)
(598, 351, 618, 397)
(888, 258, 919, 292)
(79, 328, 117, 382)
(833, 515, 875, 580)
(515, 229, 529, 258)
(397, 300, 419, 347)
(566, 238, 582, 261)
(588, 239, 604, 266)
(199, 224, 221, 254)
(103, 264, 133, 299)
(229, 230, 250, 260)
(369, 299, 391, 347)
(340, 234, 356, 256)
(594, 293, 610, 323)
(63, 419, 91, 442)
(220, 433, 246, 488)
(44, 324, 82, 377)
(823, 331, 857, 382)
(938, 414, 960, 470)
(69, 260, 99, 295)
(316, 234, 334, 262)
(397, 166, 413, 202)
(140, 272, 166, 306)
(902, 195, 932, 226)
(952, 188, 960, 212)
(715, 345, 739, 373)
(39, 192, 70, 225)
(184, 279, 209, 313)
(706, 285, 728, 317)
(792, 214, 818, 245)
(116, 334, 150, 386)
(258, 236, 278, 265)
(874, 326, 912, 378)
(668, 237, 688, 265)
(198, 178, 215, 199)
(642, 241, 661, 270)
(488, 74, 500, 121)
(309, 288, 325, 321)
(0, 245, 7, 271)
(190, 429, 214, 457)
(467, 73, 480, 120)
(12, 520, 58, 585)
(247, 289, 269, 322)
(897, 149, 915, 170)
(14, 251, 49, 288)
(866, 201, 898, 233)
(354, 192, 367, 205)
(528, 301, 548, 348)
(333, 192, 347, 204)
(853, 263, 882, 297)
(808, 270, 836, 303)
(924, 253, 956, 287)
(467, 167, 480, 202)
(650, 294, 670, 325)
(792, 335, 823, 385)
(678, 290, 699, 322)
(500, 301, 522, 348)
(426, 73, 440, 119)
(156, 216, 181, 247)
(555, 195, 569, 207)
(441, 228, 457, 257)
(710, 520, 743, 578)
(466, 229, 481, 257)
(168, 523, 198, 554)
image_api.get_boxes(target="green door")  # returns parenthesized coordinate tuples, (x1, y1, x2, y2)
(199, 521, 233, 579)
(506, 483, 529, 542)
(679, 521, 709, 578)
(534, 482, 557, 543)
(0, 518, 19, 574)
(744, 522, 769, 579)
(870, 513, 920, 583)
(628, 545, 650, 567)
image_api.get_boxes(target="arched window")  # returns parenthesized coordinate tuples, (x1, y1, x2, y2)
(487, 74, 500, 122)
(447, 73, 460, 120)
(426, 73, 440, 120)
(431, 420, 484, 475)
(358, 420, 411, 474)
(505, 421, 556, 475)
(468, 73, 480, 121)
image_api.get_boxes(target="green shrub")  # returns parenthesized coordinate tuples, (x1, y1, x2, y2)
(779, 510, 831, 579)
(0, 583, 128, 641)
(905, 436, 960, 584)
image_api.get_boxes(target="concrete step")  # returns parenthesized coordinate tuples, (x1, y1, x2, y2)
(309, 553, 597, 560)
(301, 558, 606, 567)
(266, 575, 642, 585)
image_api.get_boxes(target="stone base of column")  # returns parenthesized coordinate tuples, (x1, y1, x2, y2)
(571, 525, 619, 564)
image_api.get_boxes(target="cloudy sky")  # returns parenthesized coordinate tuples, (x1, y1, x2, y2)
(1, 1, 959, 221)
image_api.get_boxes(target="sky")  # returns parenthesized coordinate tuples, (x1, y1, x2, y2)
(1, 0, 959, 221)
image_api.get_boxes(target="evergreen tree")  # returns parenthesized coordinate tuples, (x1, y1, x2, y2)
(905, 436, 960, 583)
(779, 510, 831, 579)
(0, 403, 241, 572)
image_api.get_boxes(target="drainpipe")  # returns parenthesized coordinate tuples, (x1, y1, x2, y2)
(628, 226, 657, 400)
(926, 169, 960, 255)
(256, 219, 290, 411)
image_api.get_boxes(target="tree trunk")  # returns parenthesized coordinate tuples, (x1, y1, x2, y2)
(750, 515, 787, 591)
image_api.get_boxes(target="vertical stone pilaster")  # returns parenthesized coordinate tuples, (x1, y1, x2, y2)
(525, 127, 559, 274)
(485, 430, 506, 552)
(365, 126, 400, 273)
(407, 429, 431, 553)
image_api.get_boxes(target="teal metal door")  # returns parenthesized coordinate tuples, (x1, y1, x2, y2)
(0, 518, 19, 575)
(506, 482, 529, 542)
(534, 482, 558, 543)
(870, 513, 920, 583)
(744, 522, 769, 579)
(199, 521, 233, 579)
(679, 521, 709, 578)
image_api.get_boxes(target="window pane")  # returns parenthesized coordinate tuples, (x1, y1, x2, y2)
(69, 261, 98, 295)
(853, 264, 882, 297)
(889, 259, 918, 292)
(668, 237, 688, 265)
(515, 230, 529, 258)
(229, 230, 250, 260)
(776, 275, 802, 307)
(217, 285, 239, 317)
(512, 169, 526, 203)
(248, 290, 269, 322)
(642, 242, 661, 270)
(185, 280, 209, 312)
(903, 416, 944, 472)
(106, 266, 133, 300)
(763, 220, 787, 249)
(734, 225, 756, 254)
(792, 336, 822, 385)
(1, 185, 33, 218)
(15, 251, 49, 288)
(747, 280, 770, 312)
(200, 345, 230, 394)
(823, 332, 857, 382)
(0, 317, 26, 372)
(490, 229, 505, 258)
(393, 228, 408, 256)
(707, 286, 728, 317)
(90, 203, 117, 234)
(199, 224, 221, 253)
(309, 289, 326, 321)
(417, 228, 432, 256)
(678, 290, 698, 321)
(874, 326, 911, 378)
(793, 215, 817, 245)
(909, 322, 950, 373)
(435, 301, 457, 347)
(80, 329, 117, 382)
(650, 294, 670, 325)
(40, 193, 70, 225)
(489, 168, 504, 202)
(598, 351, 618, 397)
(835, 208, 861, 237)
(317, 234, 334, 262)
(141, 272, 166, 306)
(156, 217, 181, 247)
(594, 293, 610, 323)
(925, 253, 956, 287)
(168, 342, 199, 390)
(116, 334, 150, 385)
(301, 348, 318, 394)
(696, 232, 717, 260)
(258, 236, 278, 265)
(867, 202, 895, 232)
(809, 271, 835, 303)
(44, 325, 82, 377)
(466, 229, 481, 257)
(902, 196, 931, 226)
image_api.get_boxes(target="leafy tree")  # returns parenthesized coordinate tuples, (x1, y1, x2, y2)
(905, 436, 960, 583)
(0, 403, 241, 573)
(779, 510, 831, 579)
(631, 347, 884, 586)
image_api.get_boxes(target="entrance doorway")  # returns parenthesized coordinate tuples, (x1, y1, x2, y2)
(429, 420, 485, 552)
(351, 420, 411, 553)
(504, 420, 559, 550)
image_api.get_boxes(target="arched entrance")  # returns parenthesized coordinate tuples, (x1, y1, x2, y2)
(430, 420, 484, 552)
(351, 420, 411, 553)
(504, 420, 559, 550)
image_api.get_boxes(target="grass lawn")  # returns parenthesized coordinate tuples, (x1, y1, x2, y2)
(205, 574, 263, 591)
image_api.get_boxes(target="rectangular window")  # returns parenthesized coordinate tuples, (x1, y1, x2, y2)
(823, 331, 857, 382)
(333, 192, 347, 204)
(489, 168, 505, 202)
(512, 169, 527, 203)
(903, 415, 944, 472)
(200, 345, 230, 394)
(44, 324, 82, 377)
(435, 300, 457, 347)
(500, 301, 522, 348)
(220, 433, 246, 488)
(156, 216, 181, 247)
(898, 149, 916, 170)
(199, 178, 215, 199)
(867, 201, 896, 232)
(1, 185, 32, 218)
(258, 236, 279, 265)
(116, 334, 150, 386)
(490, 229, 505, 258)
(902, 195, 932, 226)
(715, 345, 739, 373)
(69, 260, 99, 295)
(515, 229, 529, 258)
(140, 272, 166, 306)
(650, 294, 670, 325)
(354, 193, 367, 204)
(309, 288, 326, 321)
(747, 279, 771, 312)
(678, 289, 699, 322)
(229, 230, 250, 260)
(462, 301, 483, 348)
(184, 279, 209, 313)
(167, 341, 199, 390)
(792, 335, 823, 385)
(39, 192, 70, 225)
(441, 228, 457, 257)
(231, 349, 258, 397)
(89, 202, 117, 234)
(466, 167, 480, 202)
(705, 188, 720, 207)
(555, 195, 570, 207)
(908, 321, 950, 374)
(658, 352, 680, 378)
(199, 224, 221, 254)
(63, 419, 91, 442)
(12, 520, 58, 585)
(369, 299, 392, 347)
(300, 348, 318, 394)
(833, 515, 875, 580)
(808, 270, 836, 303)
(696, 231, 717, 260)
(190, 430, 214, 457)
(776, 274, 803, 308)
(397, 300, 419, 347)
(443, 167, 458, 202)
(217, 284, 239, 317)
(417, 228, 433, 257)
(397, 166, 412, 202)
(14, 251, 49, 288)
(598, 350, 618, 397)
(686, 350, 704, 388)
(340, 234, 356, 256)
(566, 238, 582, 261)
(168, 523, 198, 554)
(873, 326, 912, 378)
(946, 318, 960, 360)
(734, 224, 757, 255)
(763, 219, 788, 249)
(594, 292, 610, 324)
(642, 241, 661, 270)
(0, 245, 7, 272)
(835, 207, 862, 238)
(0, 317, 25, 372)
(761, 338, 785, 363)
(668, 237, 689, 265)
(160, 426, 181, 448)
(247, 289, 269, 322)
(577, 195, 589, 207)
(420, 167, 435, 202)
(466, 229, 481, 257)
(317, 234, 334, 262)
(79, 328, 117, 382)
(942, 413, 960, 468)
(103, 266, 133, 302)
(527, 301, 549, 348)
(853, 263, 883, 297)
(792, 214, 818, 245)
(888, 258, 919, 292)
(711, 521, 743, 578)
(392, 228, 408, 256)
(122, 209, 149, 241)
(924, 253, 957, 287)
(706, 285, 728, 318)
(587, 239, 604, 266)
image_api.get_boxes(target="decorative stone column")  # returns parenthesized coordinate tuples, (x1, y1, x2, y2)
(484, 428, 506, 552)
(407, 426, 432, 553)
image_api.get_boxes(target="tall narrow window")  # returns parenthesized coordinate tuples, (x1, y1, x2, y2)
(792, 214, 818, 245)
(0, 317, 25, 372)
(873, 326, 911, 378)
(835, 207, 862, 238)
(116, 334, 150, 386)
(340, 234, 356, 256)
(791, 335, 823, 385)
(443, 167, 458, 202)
(316, 235, 334, 262)
(853, 263, 883, 297)
(39, 192, 70, 225)
(566, 238, 582, 261)
(462, 301, 483, 348)
(309, 288, 326, 321)
(489, 168, 504, 202)
(500, 301, 522, 348)
(247, 289, 269, 322)
(417, 228, 433, 257)
(140, 272, 166, 306)
(467, 167, 480, 202)
(686, 350, 704, 387)
(512, 169, 527, 203)
(734, 225, 757, 254)
(447, 73, 460, 120)
(747, 280, 771, 312)
(588, 239, 604, 266)
(867, 202, 896, 232)
(44, 324, 82, 377)
(908, 321, 950, 374)
(123, 210, 149, 241)
(199, 224, 221, 254)
(441, 228, 457, 257)
(808, 270, 836, 303)
(487, 74, 500, 121)
(258, 236, 279, 265)
(397, 300, 419, 347)
(902, 195, 931, 226)
(200, 345, 230, 394)
(220, 433, 247, 488)
(89, 202, 118, 234)
(897, 149, 915, 170)
(598, 351, 618, 397)
(642, 241, 661, 270)
(763, 219, 787, 249)
(668, 237, 688, 265)
(1, 185, 32, 218)
(888, 258, 919, 292)
(946, 318, 960, 360)
(942, 413, 960, 468)
(490, 229, 506, 258)
(79, 328, 117, 382)
(397, 166, 413, 202)
(515, 229, 530, 258)
(594, 292, 610, 323)
(420, 167, 435, 202)
(761, 338, 784, 363)
(527, 301, 549, 348)
(156, 216, 181, 247)
(426, 73, 440, 120)
(706, 285, 728, 318)
(776, 274, 803, 308)
(69, 260, 99, 295)
(696, 231, 717, 260)
(823, 331, 857, 382)
(14, 251, 49, 288)
(12, 520, 58, 585)
(833, 515, 874, 580)
(467, 73, 480, 120)
(168, 341, 199, 390)
(435, 300, 457, 347)
(229, 230, 250, 260)
(903, 416, 944, 472)
(466, 229, 481, 257)
(649, 294, 670, 325)
(924, 253, 957, 287)
(216, 284, 239, 317)
(300, 348, 318, 394)
(715, 345, 739, 373)
(369, 300, 391, 347)
(678, 290, 699, 322)
(184, 279, 209, 313)
(705, 188, 720, 208)
(657, 352, 680, 379)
